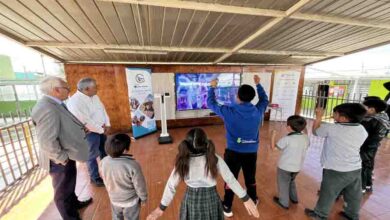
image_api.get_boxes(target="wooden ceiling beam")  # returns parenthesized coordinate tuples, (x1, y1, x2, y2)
(98, 0, 286, 17)
(213, 0, 313, 63)
(25, 41, 343, 57)
(64, 60, 301, 66)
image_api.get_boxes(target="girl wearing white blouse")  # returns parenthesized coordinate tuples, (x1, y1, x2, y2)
(147, 128, 259, 220)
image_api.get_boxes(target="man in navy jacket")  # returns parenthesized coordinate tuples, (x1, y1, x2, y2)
(208, 75, 269, 217)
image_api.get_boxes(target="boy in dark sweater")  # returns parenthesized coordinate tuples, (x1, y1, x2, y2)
(360, 99, 390, 193)
(207, 75, 269, 217)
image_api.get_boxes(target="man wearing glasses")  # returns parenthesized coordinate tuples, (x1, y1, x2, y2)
(32, 76, 92, 220)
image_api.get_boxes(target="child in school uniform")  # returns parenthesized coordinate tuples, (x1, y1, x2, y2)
(101, 134, 147, 220)
(270, 115, 310, 209)
(305, 103, 368, 220)
(360, 99, 390, 193)
(146, 128, 259, 220)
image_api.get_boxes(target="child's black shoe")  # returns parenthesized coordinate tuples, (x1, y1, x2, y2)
(222, 205, 233, 217)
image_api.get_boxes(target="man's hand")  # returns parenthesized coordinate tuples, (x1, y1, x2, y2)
(210, 79, 218, 88)
(82, 123, 90, 134)
(61, 158, 69, 166)
(102, 125, 111, 135)
(254, 75, 260, 85)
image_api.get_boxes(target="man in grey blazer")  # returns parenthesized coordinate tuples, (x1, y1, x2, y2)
(32, 76, 92, 220)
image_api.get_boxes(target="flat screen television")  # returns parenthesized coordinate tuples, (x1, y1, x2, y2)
(175, 73, 241, 111)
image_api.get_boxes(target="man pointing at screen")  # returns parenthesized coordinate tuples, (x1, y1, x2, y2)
(207, 75, 269, 217)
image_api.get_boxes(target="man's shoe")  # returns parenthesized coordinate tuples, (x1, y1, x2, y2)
(339, 211, 354, 220)
(76, 198, 93, 209)
(91, 177, 105, 187)
(290, 198, 298, 204)
(222, 205, 233, 218)
(304, 208, 326, 220)
(273, 197, 288, 210)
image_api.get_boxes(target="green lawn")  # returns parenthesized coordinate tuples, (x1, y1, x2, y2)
(0, 101, 36, 114)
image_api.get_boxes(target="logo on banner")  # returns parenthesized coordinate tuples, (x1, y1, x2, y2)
(136, 74, 145, 83)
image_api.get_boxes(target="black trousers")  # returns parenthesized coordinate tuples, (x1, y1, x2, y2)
(99, 134, 107, 159)
(360, 147, 378, 189)
(49, 160, 81, 220)
(223, 149, 258, 208)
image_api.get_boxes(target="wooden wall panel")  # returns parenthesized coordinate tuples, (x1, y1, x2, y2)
(65, 64, 131, 133)
(64, 64, 304, 132)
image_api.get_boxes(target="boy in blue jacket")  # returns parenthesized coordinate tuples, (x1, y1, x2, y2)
(208, 75, 269, 217)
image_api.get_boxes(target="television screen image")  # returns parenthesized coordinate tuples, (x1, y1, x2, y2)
(175, 73, 241, 111)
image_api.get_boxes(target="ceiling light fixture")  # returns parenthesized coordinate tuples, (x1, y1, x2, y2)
(104, 49, 168, 55)
(290, 55, 328, 59)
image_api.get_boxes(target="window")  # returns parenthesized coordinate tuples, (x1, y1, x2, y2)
(0, 85, 16, 101)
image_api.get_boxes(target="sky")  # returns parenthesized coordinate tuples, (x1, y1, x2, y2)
(306, 44, 390, 79)
(0, 35, 63, 75)
(0, 34, 389, 79)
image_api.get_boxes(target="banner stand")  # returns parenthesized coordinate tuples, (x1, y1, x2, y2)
(126, 68, 157, 139)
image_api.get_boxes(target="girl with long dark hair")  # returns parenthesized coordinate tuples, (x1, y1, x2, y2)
(147, 128, 259, 220)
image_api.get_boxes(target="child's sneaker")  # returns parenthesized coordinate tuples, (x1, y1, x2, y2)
(362, 189, 366, 194)
(223, 205, 233, 217)
(366, 186, 373, 193)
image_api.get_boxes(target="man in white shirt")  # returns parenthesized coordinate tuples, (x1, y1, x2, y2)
(67, 77, 110, 187)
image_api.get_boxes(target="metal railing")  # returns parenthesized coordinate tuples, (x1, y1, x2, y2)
(0, 108, 32, 127)
(0, 119, 39, 191)
(300, 91, 366, 122)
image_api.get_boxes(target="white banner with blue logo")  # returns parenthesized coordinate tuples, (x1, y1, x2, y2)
(126, 68, 157, 138)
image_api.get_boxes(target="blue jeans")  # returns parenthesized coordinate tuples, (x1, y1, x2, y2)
(86, 132, 106, 181)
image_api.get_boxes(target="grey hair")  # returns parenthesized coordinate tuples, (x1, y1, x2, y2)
(77, 77, 96, 91)
(40, 76, 66, 95)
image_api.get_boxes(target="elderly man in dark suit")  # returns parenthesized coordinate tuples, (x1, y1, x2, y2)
(32, 76, 92, 220)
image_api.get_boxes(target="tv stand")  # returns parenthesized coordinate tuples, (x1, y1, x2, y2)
(156, 115, 223, 129)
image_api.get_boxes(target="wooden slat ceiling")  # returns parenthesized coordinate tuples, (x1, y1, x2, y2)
(0, 0, 390, 65)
